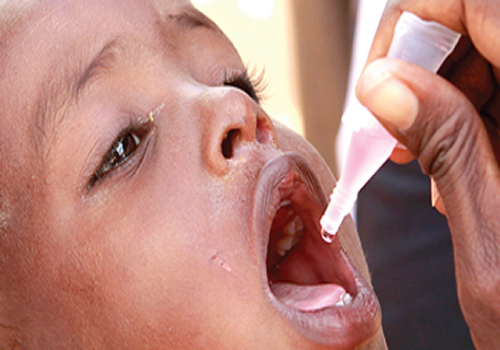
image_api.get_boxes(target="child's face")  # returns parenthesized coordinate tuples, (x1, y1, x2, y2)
(0, 0, 385, 349)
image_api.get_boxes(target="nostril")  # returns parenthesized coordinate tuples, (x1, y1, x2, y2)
(221, 129, 241, 159)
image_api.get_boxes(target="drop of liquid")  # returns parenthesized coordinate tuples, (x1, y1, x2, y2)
(321, 229, 335, 243)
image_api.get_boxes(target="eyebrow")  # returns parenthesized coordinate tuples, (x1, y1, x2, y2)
(34, 7, 218, 135)
(34, 7, 219, 149)
(75, 39, 120, 98)
(75, 8, 218, 98)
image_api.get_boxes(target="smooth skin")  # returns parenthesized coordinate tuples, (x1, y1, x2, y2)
(356, 1, 500, 348)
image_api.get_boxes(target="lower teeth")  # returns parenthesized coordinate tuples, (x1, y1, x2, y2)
(335, 293, 353, 306)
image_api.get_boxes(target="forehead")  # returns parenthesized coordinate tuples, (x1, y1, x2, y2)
(1, 0, 187, 63)
(0, 0, 198, 89)
(0, 0, 221, 142)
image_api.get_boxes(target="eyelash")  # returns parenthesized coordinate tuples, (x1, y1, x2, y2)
(88, 120, 154, 189)
(224, 66, 267, 103)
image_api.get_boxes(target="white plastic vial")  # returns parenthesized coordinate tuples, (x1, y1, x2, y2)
(320, 12, 461, 242)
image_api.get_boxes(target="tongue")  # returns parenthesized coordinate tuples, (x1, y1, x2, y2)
(271, 283, 347, 312)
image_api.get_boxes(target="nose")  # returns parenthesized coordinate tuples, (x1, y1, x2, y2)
(201, 88, 278, 175)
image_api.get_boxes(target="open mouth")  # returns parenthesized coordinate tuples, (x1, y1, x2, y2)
(253, 153, 381, 348)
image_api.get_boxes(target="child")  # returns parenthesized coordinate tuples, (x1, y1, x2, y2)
(0, 0, 385, 348)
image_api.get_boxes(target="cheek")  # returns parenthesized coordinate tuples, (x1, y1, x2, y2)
(79, 177, 262, 344)
(65, 202, 216, 345)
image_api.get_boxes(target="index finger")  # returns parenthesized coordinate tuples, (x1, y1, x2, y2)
(366, 0, 500, 69)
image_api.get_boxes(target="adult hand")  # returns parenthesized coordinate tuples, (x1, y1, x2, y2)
(355, 1, 500, 349)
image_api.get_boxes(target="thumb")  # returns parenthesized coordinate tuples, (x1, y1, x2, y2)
(356, 58, 498, 229)
(357, 58, 500, 347)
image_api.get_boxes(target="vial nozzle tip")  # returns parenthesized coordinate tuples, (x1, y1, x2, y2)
(321, 228, 335, 244)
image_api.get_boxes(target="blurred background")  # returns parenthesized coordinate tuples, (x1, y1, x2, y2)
(192, 0, 353, 177)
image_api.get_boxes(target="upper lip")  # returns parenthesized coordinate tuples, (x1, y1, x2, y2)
(252, 152, 381, 348)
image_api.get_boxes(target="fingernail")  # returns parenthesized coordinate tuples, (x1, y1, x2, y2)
(395, 142, 408, 151)
(430, 177, 440, 207)
(358, 68, 419, 130)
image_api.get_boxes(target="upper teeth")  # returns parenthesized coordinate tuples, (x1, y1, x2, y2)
(276, 216, 304, 257)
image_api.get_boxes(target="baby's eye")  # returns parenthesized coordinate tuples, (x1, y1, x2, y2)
(90, 123, 152, 188)
(224, 68, 267, 103)
(104, 132, 139, 170)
